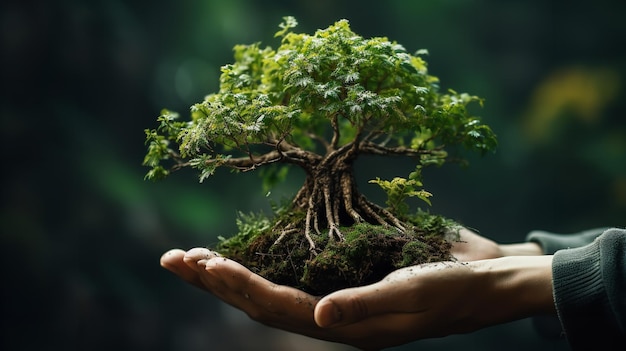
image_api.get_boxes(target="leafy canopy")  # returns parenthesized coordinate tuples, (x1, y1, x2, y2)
(143, 16, 496, 186)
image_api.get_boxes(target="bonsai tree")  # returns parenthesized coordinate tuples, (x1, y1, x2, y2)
(144, 17, 496, 295)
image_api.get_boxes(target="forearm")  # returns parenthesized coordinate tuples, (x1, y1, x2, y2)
(498, 242, 544, 256)
(469, 255, 556, 328)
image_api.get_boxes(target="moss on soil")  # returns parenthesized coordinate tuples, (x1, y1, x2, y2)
(217, 210, 460, 295)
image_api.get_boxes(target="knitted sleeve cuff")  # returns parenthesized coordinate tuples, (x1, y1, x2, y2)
(551, 229, 625, 349)
(525, 227, 608, 255)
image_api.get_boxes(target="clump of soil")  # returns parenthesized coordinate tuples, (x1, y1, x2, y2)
(217, 210, 459, 295)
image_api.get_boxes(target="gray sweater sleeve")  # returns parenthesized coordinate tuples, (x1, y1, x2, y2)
(525, 227, 609, 254)
(538, 228, 626, 349)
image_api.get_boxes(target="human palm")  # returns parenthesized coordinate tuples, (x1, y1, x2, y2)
(160, 228, 534, 350)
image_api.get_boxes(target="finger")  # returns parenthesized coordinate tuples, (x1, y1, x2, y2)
(160, 249, 186, 272)
(159, 248, 220, 290)
(314, 283, 386, 328)
(179, 255, 443, 348)
(183, 247, 221, 271)
(160, 249, 205, 288)
(200, 257, 321, 327)
(314, 264, 444, 328)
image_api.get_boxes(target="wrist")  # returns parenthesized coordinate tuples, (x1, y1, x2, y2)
(498, 242, 544, 256)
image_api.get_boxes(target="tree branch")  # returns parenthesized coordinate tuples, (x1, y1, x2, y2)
(172, 146, 321, 173)
(359, 141, 443, 157)
(329, 113, 340, 150)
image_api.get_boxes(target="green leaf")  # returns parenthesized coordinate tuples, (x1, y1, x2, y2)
(275, 16, 298, 37)
(142, 16, 497, 211)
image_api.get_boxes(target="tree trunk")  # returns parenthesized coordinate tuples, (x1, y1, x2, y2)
(280, 146, 406, 250)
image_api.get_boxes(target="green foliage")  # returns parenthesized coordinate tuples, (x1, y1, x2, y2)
(143, 109, 186, 180)
(407, 209, 462, 245)
(369, 166, 432, 216)
(217, 211, 271, 255)
(143, 16, 497, 185)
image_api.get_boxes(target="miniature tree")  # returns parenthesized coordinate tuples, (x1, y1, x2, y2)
(144, 17, 496, 294)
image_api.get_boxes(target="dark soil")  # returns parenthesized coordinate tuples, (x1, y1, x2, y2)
(217, 212, 458, 295)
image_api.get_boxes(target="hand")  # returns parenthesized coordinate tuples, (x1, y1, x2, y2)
(451, 227, 544, 260)
(161, 246, 554, 350)
(450, 227, 503, 261)
(160, 248, 380, 349)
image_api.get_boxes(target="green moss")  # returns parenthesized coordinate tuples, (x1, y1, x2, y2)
(216, 211, 460, 295)
(397, 240, 429, 267)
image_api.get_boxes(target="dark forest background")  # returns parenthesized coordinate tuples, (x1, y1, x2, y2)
(1, 0, 624, 350)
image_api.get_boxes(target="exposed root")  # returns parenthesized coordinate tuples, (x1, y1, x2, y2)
(304, 206, 317, 252)
(273, 227, 299, 246)
(372, 201, 406, 232)
(313, 214, 321, 235)
(332, 194, 340, 227)
(304, 226, 317, 254)
(342, 173, 364, 223)
(357, 195, 393, 228)
(282, 157, 411, 248)
(328, 224, 344, 241)
(323, 184, 337, 236)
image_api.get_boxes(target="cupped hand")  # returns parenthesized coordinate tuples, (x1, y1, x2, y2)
(161, 248, 386, 349)
(160, 247, 513, 350)
(450, 227, 503, 261)
(159, 228, 549, 350)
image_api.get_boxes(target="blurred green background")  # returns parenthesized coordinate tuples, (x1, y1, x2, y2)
(1, 0, 624, 350)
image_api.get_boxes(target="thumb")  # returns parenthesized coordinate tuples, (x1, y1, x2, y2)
(314, 283, 387, 328)
(314, 264, 437, 328)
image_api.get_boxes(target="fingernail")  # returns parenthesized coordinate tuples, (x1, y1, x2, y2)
(330, 303, 342, 325)
(318, 300, 342, 327)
